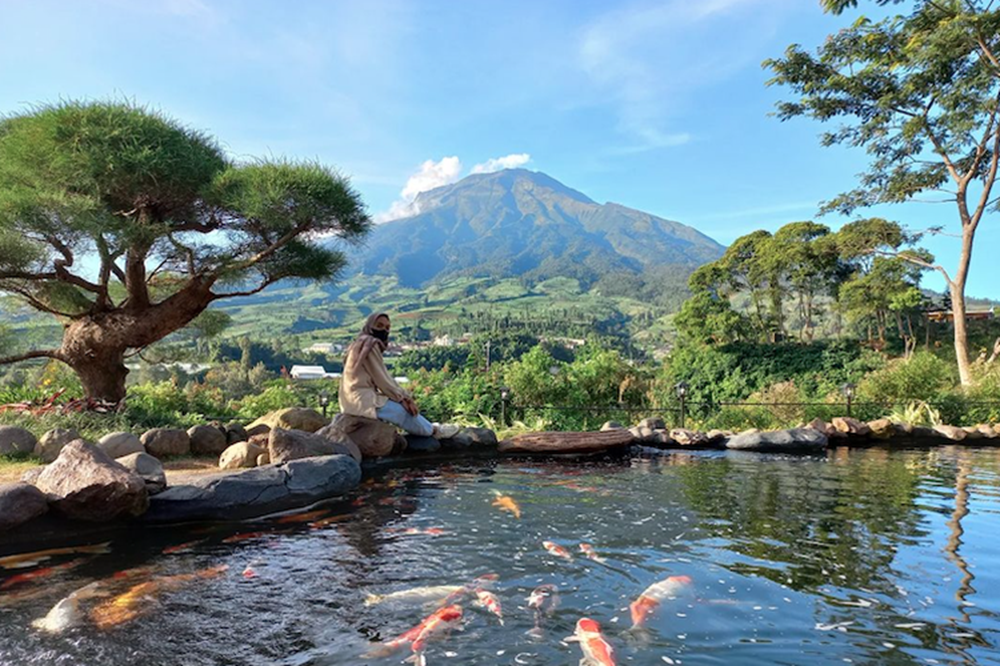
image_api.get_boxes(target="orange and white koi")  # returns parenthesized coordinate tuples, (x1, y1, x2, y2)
(221, 529, 288, 544)
(579, 543, 607, 564)
(274, 509, 330, 524)
(0, 542, 111, 569)
(365, 585, 465, 607)
(629, 575, 692, 628)
(309, 514, 351, 529)
(363, 604, 463, 661)
(542, 541, 573, 560)
(565, 617, 616, 666)
(474, 588, 503, 625)
(0, 559, 85, 590)
(491, 491, 521, 519)
(89, 565, 228, 630)
(162, 539, 205, 554)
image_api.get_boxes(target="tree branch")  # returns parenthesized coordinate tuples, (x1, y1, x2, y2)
(0, 349, 62, 366)
(210, 276, 280, 299)
(872, 249, 953, 287)
(230, 220, 312, 273)
(2, 286, 80, 318)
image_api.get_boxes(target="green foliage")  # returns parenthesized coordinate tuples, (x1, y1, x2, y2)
(855, 352, 967, 422)
(235, 382, 311, 420)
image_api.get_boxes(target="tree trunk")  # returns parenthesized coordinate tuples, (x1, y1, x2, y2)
(67, 348, 129, 403)
(951, 225, 975, 386)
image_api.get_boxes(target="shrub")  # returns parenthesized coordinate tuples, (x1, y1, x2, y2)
(855, 352, 965, 421)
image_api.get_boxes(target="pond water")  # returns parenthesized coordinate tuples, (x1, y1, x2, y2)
(1, 446, 999, 665)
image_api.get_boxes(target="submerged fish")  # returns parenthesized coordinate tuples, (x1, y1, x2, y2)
(579, 543, 607, 564)
(629, 575, 692, 628)
(162, 540, 205, 554)
(395, 527, 447, 536)
(542, 541, 573, 561)
(309, 514, 351, 529)
(526, 584, 560, 638)
(491, 491, 522, 519)
(274, 509, 330, 524)
(31, 582, 106, 634)
(474, 588, 504, 625)
(364, 585, 466, 607)
(89, 565, 228, 630)
(0, 559, 86, 590)
(565, 617, 616, 666)
(364, 604, 463, 664)
(0, 542, 111, 570)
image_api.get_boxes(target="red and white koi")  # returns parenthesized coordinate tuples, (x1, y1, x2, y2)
(542, 541, 573, 560)
(579, 543, 607, 563)
(565, 617, 616, 666)
(364, 604, 463, 663)
(0, 542, 111, 569)
(162, 539, 205, 554)
(0, 559, 85, 590)
(629, 575, 692, 628)
(474, 588, 504, 625)
(526, 584, 560, 639)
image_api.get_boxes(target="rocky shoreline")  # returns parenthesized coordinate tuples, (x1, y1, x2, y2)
(1, 408, 998, 548)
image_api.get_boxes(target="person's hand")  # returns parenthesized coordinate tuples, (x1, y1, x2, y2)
(402, 397, 419, 416)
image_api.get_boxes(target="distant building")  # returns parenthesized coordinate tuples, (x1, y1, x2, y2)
(290, 365, 341, 380)
(305, 342, 344, 354)
(432, 335, 455, 347)
(926, 310, 995, 323)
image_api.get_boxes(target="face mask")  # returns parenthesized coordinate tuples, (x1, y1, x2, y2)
(371, 329, 389, 343)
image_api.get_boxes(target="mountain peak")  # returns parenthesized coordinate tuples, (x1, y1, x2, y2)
(412, 168, 595, 212)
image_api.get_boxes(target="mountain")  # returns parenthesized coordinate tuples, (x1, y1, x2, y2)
(346, 169, 725, 287)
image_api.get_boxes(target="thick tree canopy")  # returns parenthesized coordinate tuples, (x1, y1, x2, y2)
(0, 101, 370, 400)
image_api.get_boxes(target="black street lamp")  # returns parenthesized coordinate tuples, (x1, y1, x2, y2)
(675, 381, 689, 428)
(319, 389, 330, 418)
(841, 382, 856, 418)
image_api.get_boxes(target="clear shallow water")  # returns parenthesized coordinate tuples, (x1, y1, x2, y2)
(1, 446, 999, 665)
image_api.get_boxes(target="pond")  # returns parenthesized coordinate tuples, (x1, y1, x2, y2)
(1, 446, 999, 665)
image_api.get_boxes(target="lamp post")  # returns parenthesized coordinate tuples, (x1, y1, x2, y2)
(841, 382, 855, 418)
(500, 386, 510, 426)
(675, 381, 689, 428)
(318, 389, 330, 418)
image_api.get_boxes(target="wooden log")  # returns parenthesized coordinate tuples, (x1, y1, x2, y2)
(497, 429, 635, 454)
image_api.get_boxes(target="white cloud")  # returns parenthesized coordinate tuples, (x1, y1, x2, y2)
(471, 153, 531, 174)
(376, 156, 463, 223)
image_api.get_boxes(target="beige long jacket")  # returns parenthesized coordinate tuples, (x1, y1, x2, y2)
(338, 344, 410, 419)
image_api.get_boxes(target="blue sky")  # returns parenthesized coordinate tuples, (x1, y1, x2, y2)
(0, 0, 996, 298)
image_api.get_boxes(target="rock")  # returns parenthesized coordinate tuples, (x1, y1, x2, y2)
(725, 428, 828, 453)
(893, 421, 915, 436)
(653, 430, 675, 447)
(976, 424, 996, 438)
(246, 423, 271, 439)
(637, 417, 666, 431)
(248, 433, 270, 449)
(933, 424, 967, 441)
(268, 427, 357, 465)
(256, 453, 270, 467)
(0, 483, 49, 532)
(219, 441, 266, 470)
(459, 427, 498, 447)
(805, 418, 837, 438)
(225, 422, 248, 445)
(638, 426, 656, 442)
(705, 429, 729, 445)
(392, 433, 408, 456)
(670, 428, 707, 446)
(867, 418, 895, 440)
(34, 440, 148, 521)
(962, 426, 984, 441)
(628, 426, 643, 441)
(117, 452, 167, 495)
(600, 421, 625, 431)
(0, 426, 37, 455)
(317, 413, 396, 459)
(247, 407, 328, 434)
(438, 431, 476, 450)
(405, 435, 442, 453)
(187, 425, 228, 456)
(97, 432, 144, 459)
(143, 454, 361, 523)
(140, 428, 191, 458)
(498, 429, 634, 454)
(20, 467, 43, 485)
(831, 417, 871, 437)
(34, 428, 82, 463)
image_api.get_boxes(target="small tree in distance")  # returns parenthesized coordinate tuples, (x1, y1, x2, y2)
(765, 1, 1000, 385)
(0, 101, 370, 401)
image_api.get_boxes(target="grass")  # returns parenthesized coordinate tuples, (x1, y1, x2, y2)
(0, 453, 43, 483)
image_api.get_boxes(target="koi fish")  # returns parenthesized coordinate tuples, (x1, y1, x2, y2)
(364, 585, 466, 607)
(221, 530, 289, 544)
(363, 604, 463, 661)
(491, 491, 521, 519)
(579, 543, 607, 564)
(162, 539, 205, 554)
(395, 527, 447, 536)
(111, 565, 160, 581)
(474, 588, 503, 625)
(89, 565, 228, 630)
(31, 582, 106, 634)
(565, 617, 616, 666)
(0, 559, 85, 590)
(309, 514, 351, 529)
(526, 584, 560, 639)
(274, 509, 330, 524)
(629, 575, 692, 628)
(542, 541, 573, 560)
(0, 542, 111, 569)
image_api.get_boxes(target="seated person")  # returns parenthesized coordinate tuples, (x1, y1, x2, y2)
(338, 312, 456, 438)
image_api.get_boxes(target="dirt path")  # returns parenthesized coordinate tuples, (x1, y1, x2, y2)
(0, 455, 225, 485)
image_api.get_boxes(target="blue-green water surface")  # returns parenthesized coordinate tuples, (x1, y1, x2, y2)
(1, 445, 999, 665)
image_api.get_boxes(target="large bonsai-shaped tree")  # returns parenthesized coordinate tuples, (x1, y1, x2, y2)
(0, 101, 369, 401)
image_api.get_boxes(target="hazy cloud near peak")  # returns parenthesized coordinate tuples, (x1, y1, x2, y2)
(471, 153, 531, 174)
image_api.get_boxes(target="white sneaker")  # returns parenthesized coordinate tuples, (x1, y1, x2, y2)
(432, 423, 461, 439)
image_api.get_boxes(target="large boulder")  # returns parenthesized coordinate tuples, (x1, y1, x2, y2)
(726, 428, 828, 453)
(143, 454, 361, 523)
(405, 435, 441, 453)
(670, 428, 708, 447)
(0, 426, 37, 456)
(187, 425, 228, 456)
(867, 418, 895, 440)
(117, 452, 167, 495)
(805, 418, 837, 438)
(33, 440, 148, 521)
(600, 421, 625, 432)
(141, 428, 191, 458)
(34, 428, 82, 463)
(459, 427, 499, 447)
(97, 432, 144, 459)
(637, 417, 666, 431)
(268, 427, 358, 465)
(218, 441, 266, 470)
(225, 422, 248, 445)
(933, 424, 967, 441)
(317, 413, 395, 459)
(0, 483, 48, 532)
(831, 417, 871, 438)
(247, 407, 328, 434)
